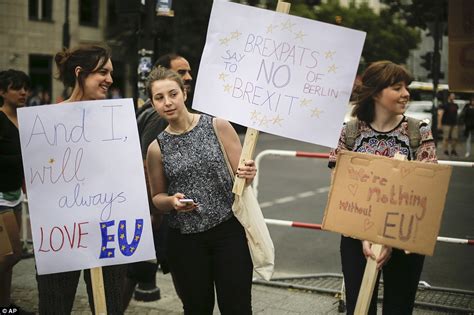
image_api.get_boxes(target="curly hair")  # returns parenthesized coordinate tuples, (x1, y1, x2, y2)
(351, 61, 413, 123)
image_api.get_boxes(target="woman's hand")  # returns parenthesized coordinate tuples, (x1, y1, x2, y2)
(236, 160, 257, 186)
(171, 193, 198, 213)
(362, 240, 392, 270)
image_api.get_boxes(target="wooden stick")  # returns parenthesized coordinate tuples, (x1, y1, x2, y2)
(90, 267, 107, 315)
(354, 243, 383, 314)
(232, 0, 291, 196)
(354, 152, 407, 314)
(232, 127, 259, 195)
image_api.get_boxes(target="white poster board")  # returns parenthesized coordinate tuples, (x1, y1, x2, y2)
(18, 99, 155, 275)
(193, 0, 366, 147)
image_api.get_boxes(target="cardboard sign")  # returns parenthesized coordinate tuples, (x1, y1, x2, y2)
(322, 151, 452, 256)
(0, 213, 13, 256)
(193, 0, 366, 147)
(18, 99, 155, 275)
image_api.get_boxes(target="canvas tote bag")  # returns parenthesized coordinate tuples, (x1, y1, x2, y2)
(213, 119, 274, 280)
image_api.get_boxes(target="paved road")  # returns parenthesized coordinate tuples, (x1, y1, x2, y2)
(253, 133, 474, 291)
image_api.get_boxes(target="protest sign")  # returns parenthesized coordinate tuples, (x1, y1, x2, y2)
(322, 151, 452, 256)
(18, 99, 155, 275)
(193, 0, 366, 148)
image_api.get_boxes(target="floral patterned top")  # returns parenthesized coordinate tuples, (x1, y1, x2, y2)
(329, 116, 437, 168)
(157, 115, 234, 234)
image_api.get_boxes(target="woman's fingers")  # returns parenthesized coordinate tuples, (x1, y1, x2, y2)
(236, 160, 257, 178)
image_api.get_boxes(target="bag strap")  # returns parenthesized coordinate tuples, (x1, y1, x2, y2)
(212, 118, 235, 182)
(344, 119, 359, 150)
(406, 116, 421, 155)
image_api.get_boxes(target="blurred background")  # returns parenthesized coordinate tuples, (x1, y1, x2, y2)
(0, 0, 472, 132)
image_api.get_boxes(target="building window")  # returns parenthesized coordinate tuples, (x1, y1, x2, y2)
(29, 0, 53, 21)
(80, 0, 99, 27)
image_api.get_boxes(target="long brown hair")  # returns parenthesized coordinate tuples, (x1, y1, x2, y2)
(351, 61, 413, 123)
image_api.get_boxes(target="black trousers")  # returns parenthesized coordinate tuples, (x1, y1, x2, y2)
(341, 236, 425, 315)
(36, 264, 126, 314)
(168, 216, 253, 315)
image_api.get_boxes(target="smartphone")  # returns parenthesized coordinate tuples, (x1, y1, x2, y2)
(179, 198, 194, 205)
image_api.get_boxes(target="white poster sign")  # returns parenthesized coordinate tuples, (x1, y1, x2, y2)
(193, 0, 366, 147)
(18, 99, 155, 275)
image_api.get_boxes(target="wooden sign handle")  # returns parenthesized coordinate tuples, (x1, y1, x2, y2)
(354, 243, 383, 314)
(90, 267, 107, 315)
(354, 152, 407, 314)
(232, 0, 291, 196)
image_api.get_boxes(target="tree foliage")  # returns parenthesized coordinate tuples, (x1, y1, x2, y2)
(288, 1, 421, 66)
(381, 0, 448, 30)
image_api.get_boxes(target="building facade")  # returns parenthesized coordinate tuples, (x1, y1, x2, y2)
(0, 0, 133, 102)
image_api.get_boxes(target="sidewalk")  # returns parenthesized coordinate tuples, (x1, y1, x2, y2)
(12, 257, 448, 314)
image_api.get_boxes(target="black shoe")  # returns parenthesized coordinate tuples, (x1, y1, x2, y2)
(134, 282, 161, 302)
(451, 150, 458, 156)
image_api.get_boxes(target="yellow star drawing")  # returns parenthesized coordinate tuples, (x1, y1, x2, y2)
(250, 110, 260, 120)
(48, 158, 55, 164)
(259, 116, 269, 127)
(108, 236, 113, 240)
(120, 224, 125, 229)
(137, 224, 142, 229)
(121, 245, 126, 250)
(219, 37, 230, 46)
(230, 30, 242, 39)
(223, 84, 232, 93)
(135, 235, 140, 241)
(218, 72, 228, 81)
(120, 233, 125, 239)
(299, 98, 311, 107)
(108, 252, 112, 256)
(311, 108, 323, 118)
(101, 224, 106, 229)
(328, 64, 337, 73)
(280, 19, 295, 31)
(102, 246, 106, 251)
(325, 51, 336, 59)
(294, 30, 306, 41)
(266, 24, 277, 33)
(272, 115, 284, 126)
(130, 247, 135, 252)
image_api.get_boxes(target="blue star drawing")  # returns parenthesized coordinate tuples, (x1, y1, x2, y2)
(118, 219, 144, 257)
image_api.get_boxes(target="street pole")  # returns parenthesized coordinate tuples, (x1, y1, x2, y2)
(430, 0, 442, 144)
(136, 0, 155, 106)
(62, 0, 70, 48)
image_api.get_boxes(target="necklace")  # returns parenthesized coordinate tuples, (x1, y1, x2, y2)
(168, 114, 195, 135)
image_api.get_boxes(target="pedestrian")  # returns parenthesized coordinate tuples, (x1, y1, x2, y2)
(460, 94, 474, 158)
(35, 44, 126, 314)
(122, 53, 193, 309)
(0, 69, 35, 314)
(438, 92, 459, 157)
(329, 61, 437, 315)
(146, 66, 256, 314)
